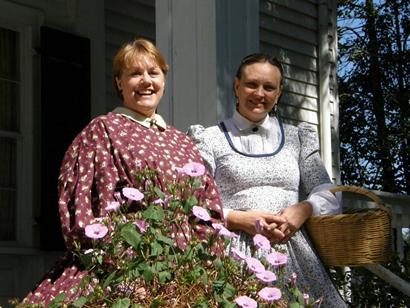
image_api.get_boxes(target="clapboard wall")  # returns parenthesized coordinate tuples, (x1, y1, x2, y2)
(259, 0, 340, 182)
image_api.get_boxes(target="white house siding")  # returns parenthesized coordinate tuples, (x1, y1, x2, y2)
(104, 0, 156, 112)
(259, 0, 340, 182)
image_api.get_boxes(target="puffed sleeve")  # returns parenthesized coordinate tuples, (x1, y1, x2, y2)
(298, 123, 332, 196)
(58, 118, 119, 249)
(298, 123, 342, 215)
(187, 125, 216, 176)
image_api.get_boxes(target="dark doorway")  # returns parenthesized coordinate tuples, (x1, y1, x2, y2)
(40, 26, 90, 250)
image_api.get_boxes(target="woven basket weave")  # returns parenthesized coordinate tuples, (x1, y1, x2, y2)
(305, 186, 391, 267)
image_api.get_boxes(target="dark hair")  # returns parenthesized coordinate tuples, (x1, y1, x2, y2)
(235, 53, 284, 85)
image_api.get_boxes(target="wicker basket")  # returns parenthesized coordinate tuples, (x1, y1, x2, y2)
(305, 186, 391, 267)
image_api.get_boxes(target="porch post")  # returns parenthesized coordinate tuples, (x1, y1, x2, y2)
(156, 0, 259, 129)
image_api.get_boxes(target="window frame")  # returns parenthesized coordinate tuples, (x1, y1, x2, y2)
(0, 0, 43, 248)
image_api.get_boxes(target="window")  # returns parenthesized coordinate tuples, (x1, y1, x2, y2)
(0, 1, 42, 247)
(0, 27, 20, 241)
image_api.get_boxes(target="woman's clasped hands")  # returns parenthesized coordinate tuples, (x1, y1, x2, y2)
(226, 201, 314, 244)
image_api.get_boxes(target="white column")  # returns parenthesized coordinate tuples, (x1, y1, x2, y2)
(156, 0, 259, 130)
(318, 0, 333, 179)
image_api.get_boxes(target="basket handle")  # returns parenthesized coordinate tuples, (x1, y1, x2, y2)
(329, 185, 390, 213)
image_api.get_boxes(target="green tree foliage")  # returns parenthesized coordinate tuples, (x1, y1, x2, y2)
(338, 0, 410, 194)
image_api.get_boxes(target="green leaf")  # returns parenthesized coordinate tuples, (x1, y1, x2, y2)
(121, 224, 142, 249)
(222, 283, 236, 299)
(158, 270, 172, 283)
(183, 195, 198, 212)
(192, 178, 202, 190)
(153, 186, 166, 200)
(112, 298, 131, 308)
(103, 270, 118, 289)
(48, 293, 66, 308)
(143, 267, 154, 282)
(150, 298, 163, 308)
(143, 205, 165, 221)
(150, 240, 164, 256)
(156, 233, 173, 246)
(72, 296, 88, 307)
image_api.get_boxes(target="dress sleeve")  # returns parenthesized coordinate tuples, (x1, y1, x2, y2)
(298, 122, 332, 196)
(187, 125, 216, 176)
(298, 123, 343, 215)
(58, 118, 119, 249)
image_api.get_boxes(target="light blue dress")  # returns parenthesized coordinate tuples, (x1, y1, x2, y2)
(188, 114, 347, 307)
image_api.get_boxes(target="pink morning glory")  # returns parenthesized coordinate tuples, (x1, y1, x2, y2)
(181, 162, 205, 176)
(134, 220, 149, 233)
(192, 206, 211, 221)
(267, 251, 288, 267)
(303, 293, 310, 305)
(105, 201, 120, 212)
(246, 257, 265, 274)
(212, 223, 238, 239)
(256, 270, 277, 283)
(230, 248, 247, 261)
(85, 223, 108, 239)
(122, 187, 144, 201)
(253, 234, 271, 251)
(258, 287, 282, 302)
(290, 272, 297, 285)
(235, 296, 257, 308)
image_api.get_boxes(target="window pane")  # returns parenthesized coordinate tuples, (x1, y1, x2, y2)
(0, 80, 19, 131)
(0, 137, 16, 187)
(0, 189, 16, 241)
(0, 27, 19, 80)
(0, 137, 16, 241)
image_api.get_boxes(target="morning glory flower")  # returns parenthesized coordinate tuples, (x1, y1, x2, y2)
(212, 223, 238, 239)
(258, 287, 282, 302)
(134, 220, 149, 233)
(181, 162, 205, 176)
(230, 248, 247, 261)
(192, 205, 211, 221)
(266, 251, 288, 267)
(256, 270, 277, 283)
(85, 223, 108, 239)
(253, 234, 271, 251)
(235, 295, 257, 308)
(290, 272, 297, 286)
(304, 293, 310, 305)
(122, 187, 144, 201)
(245, 257, 265, 274)
(105, 201, 120, 212)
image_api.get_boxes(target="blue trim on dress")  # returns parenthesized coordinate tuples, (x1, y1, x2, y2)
(218, 117, 285, 157)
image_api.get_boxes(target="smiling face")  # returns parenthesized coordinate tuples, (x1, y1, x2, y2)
(115, 55, 165, 118)
(234, 62, 282, 122)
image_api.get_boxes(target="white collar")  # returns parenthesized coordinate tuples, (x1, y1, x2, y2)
(232, 110, 272, 132)
(113, 106, 167, 130)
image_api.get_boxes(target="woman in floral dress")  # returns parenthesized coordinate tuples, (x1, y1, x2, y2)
(188, 53, 347, 307)
(22, 38, 223, 306)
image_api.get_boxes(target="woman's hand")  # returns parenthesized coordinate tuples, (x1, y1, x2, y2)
(226, 210, 287, 243)
(278, 201, 313, 243)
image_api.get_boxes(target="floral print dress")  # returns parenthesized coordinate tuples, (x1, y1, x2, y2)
(22, 108, 223, 306)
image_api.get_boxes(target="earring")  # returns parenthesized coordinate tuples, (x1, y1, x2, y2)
(235, 98, 239, 110)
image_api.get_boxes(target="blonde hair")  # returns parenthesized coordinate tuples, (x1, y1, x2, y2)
(112, 38, 169, 97)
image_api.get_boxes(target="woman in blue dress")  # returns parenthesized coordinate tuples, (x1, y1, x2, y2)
(188, 53, 347, 307)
